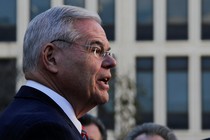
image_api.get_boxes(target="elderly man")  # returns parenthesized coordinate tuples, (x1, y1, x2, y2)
(0, 5, 116, 140)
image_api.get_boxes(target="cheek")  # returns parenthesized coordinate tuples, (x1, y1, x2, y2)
(61, 52, 102, 83)
(82, 59, 102, 76)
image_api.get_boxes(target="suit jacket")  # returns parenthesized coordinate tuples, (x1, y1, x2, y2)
(0, 86, 84, 140)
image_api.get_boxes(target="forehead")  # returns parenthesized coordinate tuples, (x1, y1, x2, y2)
(74, 19, 109, 46)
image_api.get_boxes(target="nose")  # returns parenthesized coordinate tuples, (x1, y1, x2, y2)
(102, 55, 117, 69)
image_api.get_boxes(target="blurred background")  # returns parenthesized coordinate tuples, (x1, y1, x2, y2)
(0, 0, 210, 140)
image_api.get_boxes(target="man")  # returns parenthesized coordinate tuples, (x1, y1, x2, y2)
(0, 5, 116, 140)
(125, 123, 178, 140)
(79, 114, 107, 140)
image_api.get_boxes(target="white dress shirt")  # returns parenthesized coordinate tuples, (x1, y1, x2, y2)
(25, 80, 82, 133)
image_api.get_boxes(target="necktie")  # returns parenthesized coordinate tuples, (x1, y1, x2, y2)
(81, 128, 89, 140)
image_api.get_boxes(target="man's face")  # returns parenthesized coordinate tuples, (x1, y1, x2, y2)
(55, 19, 116, 107)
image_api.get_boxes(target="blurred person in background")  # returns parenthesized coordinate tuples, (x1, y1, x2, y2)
(79, 113, 107, 140)
(125, 122, 178, 140)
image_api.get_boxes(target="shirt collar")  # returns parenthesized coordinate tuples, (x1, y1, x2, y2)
(25, 80, 82, 133)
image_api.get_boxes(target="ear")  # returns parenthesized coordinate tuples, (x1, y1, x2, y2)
(41, 44, 58, 73)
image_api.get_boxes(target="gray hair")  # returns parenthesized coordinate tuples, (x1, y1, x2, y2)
(23, 5, 101, 73)
(125, 123, 178, 140)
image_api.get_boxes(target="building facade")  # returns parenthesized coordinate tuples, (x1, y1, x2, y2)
(0, 0, 210, 140)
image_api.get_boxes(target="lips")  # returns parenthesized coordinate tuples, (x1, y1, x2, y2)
(97, 76, 111, 90)
(100, 77, 109, 84)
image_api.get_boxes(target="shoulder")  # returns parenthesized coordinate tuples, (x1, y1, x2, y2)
(20, 121, 77, 140)
(0, 114, 82, 140)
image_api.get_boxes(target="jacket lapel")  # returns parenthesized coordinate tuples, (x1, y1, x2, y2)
(15, 86, 81, 136)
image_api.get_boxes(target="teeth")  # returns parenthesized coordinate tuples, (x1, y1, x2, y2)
(104, 79, 108, 84)
(104, 78, 109, 82)
(99, 77, 109, 82)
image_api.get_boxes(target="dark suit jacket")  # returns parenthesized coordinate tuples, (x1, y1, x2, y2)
(0, 86, 83, 140)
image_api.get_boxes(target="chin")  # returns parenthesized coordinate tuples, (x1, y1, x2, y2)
(99, 97, 109, 104)
(98, 101, 108, 105)
(95, 91, 109, 104)
(96, 97, 109, 105)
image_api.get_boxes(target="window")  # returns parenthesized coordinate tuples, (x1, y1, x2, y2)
(136, 57, 154, 124)
(201, 0, 210, 40)
(201, 57, 210, 129)
(167, 0, 188, 40)
(136, 0, 153, 40)
(167, 57, 188, 129)
(98, 0, 115, 41)
(30, 0, 51, 20)
(0, 59, 16, 112)
(0, 0, 16, 41)
(64, 0, 85, 7)
(98, 68, 115, 130)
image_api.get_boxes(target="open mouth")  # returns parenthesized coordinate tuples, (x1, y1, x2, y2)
(97, 76, 111, 90)
(99, 77, 110, 84)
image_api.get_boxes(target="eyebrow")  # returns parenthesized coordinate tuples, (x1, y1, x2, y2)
(90, 40, 111, 51)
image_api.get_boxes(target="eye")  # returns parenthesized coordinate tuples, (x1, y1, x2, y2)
(93, 47, 102, 56)
(89, 45, 103, 57)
